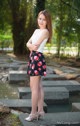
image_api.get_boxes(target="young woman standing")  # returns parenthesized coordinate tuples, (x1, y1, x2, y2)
(25, 10, 52, 121)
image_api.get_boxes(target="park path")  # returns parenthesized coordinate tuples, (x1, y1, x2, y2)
(0, 54, 80, 126)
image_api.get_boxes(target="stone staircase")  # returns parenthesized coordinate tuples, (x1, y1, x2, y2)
(17, 75, 80, 126)
(0, 99, 47, 113)
(1, 73, 80, 125)
(8, 71, 67, 83)
(18, 87, 69, 106)
(42, 80, 80, 94)
(0, 55, 80, 126)
(19, 112, 80, 126)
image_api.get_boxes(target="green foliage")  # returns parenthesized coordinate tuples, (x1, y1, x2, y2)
(35, 0, 45, 17)
(0, 0, 80, 57)
(0, 33, 13, 50)
(45, 0, 80, 57)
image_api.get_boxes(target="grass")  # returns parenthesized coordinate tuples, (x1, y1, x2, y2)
(0, 34, 13, 49)
(0, 113, 21, 126)
(0, 82, 18, 99)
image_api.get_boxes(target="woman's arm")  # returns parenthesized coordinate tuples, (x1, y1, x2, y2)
(26, 38, 32, 48)
(26, 29, 49, 51)
(26, 30, 37, 51)
(26, 37, 38, 51)
(34, 29, 49, 49)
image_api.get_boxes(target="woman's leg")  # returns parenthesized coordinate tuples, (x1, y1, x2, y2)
(38, 78, 44, 112)
(30, 76, 41, 114)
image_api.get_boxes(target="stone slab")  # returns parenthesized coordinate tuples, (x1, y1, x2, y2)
(42, 74, 66, 80)
(60, 66, 75, 73)
(8, 71, 66, 83)
(42, 80, 80, 94)
(19, 112, 80, 126)
(8, 71, 27, 83)
(47, 66, 54, 74)
(0, 58, 11, 62)
(0, 64, 21, 69)
(11, 58, 27, 64)
(0, 99, 47, 113)
(18, 87, 69, 104)
(72, 103, 80, 111)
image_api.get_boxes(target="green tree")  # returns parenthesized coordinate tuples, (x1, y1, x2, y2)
(73, 0, 80, 57)
(56, 0, 64, 57)
(0, 0, 11, 32)
(46, 0, 80, 57)
(8, 0, 28, 55)
(0, 0, 46, 55)
(35, 0, 45, 17)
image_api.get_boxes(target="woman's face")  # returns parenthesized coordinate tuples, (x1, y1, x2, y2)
(38, 14, 47, 29)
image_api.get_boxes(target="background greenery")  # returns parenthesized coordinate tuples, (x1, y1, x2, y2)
(0, 0, 80, 58)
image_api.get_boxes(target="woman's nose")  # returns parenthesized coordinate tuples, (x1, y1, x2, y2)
(40, 19, 43, 23)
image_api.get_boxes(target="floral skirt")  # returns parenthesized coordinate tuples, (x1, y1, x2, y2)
(27, 51, 46, 76)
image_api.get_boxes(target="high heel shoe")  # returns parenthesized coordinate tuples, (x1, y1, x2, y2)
(38, 111, 45, 119)
(25, 113, 38, 121)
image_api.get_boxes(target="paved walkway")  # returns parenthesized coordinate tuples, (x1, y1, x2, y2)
(0, 54, 80, 126)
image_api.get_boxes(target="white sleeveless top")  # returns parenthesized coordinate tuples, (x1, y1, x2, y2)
(31, 29, 48, 53)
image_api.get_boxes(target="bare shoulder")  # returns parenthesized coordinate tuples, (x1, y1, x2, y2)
(42, 29, 49, 37)
(43, 29, 49, 33)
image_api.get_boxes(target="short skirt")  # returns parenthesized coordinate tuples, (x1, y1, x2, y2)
(27, 51, 46, 76)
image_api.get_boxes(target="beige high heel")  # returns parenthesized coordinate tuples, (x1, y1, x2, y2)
(25, 113, 38, 121)
(38, 111, 45, 119)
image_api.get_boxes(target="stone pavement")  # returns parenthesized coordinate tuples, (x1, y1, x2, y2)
(19, 112, 80, 126)
(0, 99, 47, 113)
(72, 103, 80, 111)
(0, 54, 80, 126)
(18, 87, 69, 104)
(8, 70, 27, 83)
(42, 80, 80, 94)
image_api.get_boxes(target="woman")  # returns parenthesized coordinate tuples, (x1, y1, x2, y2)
(25, 10, 52, 121)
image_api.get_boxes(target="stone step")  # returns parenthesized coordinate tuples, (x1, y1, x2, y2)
(19, 112, 80, 126)
(8, 71, 27, 83)
(60, 66, 76, 73)
(47, 66, 55, 74)
(72, 103, 80, 111)
(42, 80, 80, 94)
(42, 74, 66, 80)
(0, 63, 21, 69)
(8, 70, 67, 83)
(18, 87, 69, 104)
(0, 99, 47, 113)
(0, 57, 11, 63)
(11, 58, 27, 64)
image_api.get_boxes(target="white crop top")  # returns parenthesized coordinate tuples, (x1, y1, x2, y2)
(31, 29, 48, 53)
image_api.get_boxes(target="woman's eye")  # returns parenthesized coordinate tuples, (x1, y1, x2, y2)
(39, 18, 41, 20)
(38, 18, 46, 21)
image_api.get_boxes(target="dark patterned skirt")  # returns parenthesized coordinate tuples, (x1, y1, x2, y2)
(27, 51, 46, 76)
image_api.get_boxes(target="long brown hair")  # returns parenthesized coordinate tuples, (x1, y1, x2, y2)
(37, 10, 52, 43)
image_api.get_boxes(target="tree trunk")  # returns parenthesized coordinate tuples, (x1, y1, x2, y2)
(77, 33, 80, 57)
(8, 0, 27, 55)
(35, 0, 45, 17)
(12, 19, 26, 55)
(8, 0, 46, 55)
(56, 0, 63, 57)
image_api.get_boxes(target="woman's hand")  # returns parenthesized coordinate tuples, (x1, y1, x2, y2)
(29, 44, 39, 51)
(32, 44, 39, 51)
(27, 42, 39, 51)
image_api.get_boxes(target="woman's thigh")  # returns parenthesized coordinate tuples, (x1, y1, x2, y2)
(30, 76, 41, 91)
